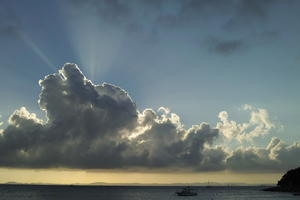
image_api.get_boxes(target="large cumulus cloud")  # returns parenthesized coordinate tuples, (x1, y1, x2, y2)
(0, 63, 299, 172)
(0, 63, 220, 170)
(128, 109, 222, 170)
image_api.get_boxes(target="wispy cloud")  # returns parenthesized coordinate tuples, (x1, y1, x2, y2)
(0, 6, 22, 37)
(205, 37, 247, 55)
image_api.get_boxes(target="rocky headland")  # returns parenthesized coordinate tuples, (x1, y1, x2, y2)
(264, 167, 300, 193)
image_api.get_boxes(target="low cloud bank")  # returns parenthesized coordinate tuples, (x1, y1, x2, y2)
(0, 63, 298, 172)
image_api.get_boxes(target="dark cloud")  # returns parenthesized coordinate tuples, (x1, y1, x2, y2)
(227, 137, 300, 172)
(204, 29, 280, 55)
(0, 63, 221, 170)
(224, 0, 274, 30)
(206, 37, 246, 55)
(67, 0, 277, 31)
(131, 119, 220, 169)
(65, 0, 280, 56)
(252, 30, 280, 42)
(69, 0, 130, 25)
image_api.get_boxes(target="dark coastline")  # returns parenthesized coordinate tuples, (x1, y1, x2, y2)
(263, 167, 300, 194)
(263, 186, 300, 193)
(0, 184, 268, 189)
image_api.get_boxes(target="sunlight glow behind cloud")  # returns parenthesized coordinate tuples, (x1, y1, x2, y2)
(60, 4, 124, 80)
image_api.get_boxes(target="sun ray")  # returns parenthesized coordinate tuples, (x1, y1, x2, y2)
(17, 31, 56, 71)
(57, 3, 124, 81)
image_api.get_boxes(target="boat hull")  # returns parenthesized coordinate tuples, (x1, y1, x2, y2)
(176, 192, 197, 196)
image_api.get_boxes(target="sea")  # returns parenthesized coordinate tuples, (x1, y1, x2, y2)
(0, 185, 298, 200)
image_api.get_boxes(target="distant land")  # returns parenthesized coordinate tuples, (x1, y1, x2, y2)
(2, 181, 275, 187)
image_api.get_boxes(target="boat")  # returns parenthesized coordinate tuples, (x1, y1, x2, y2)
(205, 181, 212, 188)
(176, 186, 197, 196)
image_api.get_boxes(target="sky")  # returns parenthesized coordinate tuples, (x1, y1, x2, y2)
(0, 0, 300, 185)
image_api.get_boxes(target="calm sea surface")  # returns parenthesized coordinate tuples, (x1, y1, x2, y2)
(0, 185, 298, 200)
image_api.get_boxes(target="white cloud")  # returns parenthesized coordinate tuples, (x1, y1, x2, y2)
(0, 114, 3, 126)
(217, 104, 275, 142)
(0, 114, 3, 135)
(8, 107, 43, 126)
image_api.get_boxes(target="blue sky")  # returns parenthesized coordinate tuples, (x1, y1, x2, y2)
(0, 0, 300, 176)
